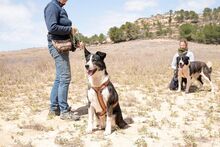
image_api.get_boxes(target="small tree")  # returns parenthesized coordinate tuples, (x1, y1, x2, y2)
(169, 10, 173, 26)
(156, 21, 168, 36)
(120, 22, 139, 41)
(203, 8, 212, 21)
(184, 11, 190, 20)
(168, 10, 173, 37)
(77, 33, 90, 44)
(156, 21, 163, 36)
(98, 33, 106, 43)
(193, 29, 205, 43)
(203, 24, 220, 44)
(212, 8, 220, 23)
(143, 23, 151, 38)
(189, 11, 199, 22)
(108, 27, 126, 43)
(90, 34, 99, 44)
(175, 10, 184, 23)
(179, 23, 197, 41)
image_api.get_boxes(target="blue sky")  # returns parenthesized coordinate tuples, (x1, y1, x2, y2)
(0, 0, 219, 51)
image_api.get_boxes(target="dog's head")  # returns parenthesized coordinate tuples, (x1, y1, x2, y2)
(84, 48, 106, 76)
(177, 55, 190, 68)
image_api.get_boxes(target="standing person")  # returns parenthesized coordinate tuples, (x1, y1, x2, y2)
(44, 0, 79, 120)
(169, 39, 195, 90)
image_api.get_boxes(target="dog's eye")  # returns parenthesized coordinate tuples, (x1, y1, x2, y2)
(92, 58, 97, 62)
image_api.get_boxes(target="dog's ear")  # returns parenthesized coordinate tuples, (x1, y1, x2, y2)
(183, 56, 190, 64)
(96, 51, 106, 60)
(183, 56, 189, 61)
(186, 56, 190, 64)
(84, 48, 91, 58)
(176, 56, 180, 63)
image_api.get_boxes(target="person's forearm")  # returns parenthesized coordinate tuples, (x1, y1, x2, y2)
(48, 24, 71, 35)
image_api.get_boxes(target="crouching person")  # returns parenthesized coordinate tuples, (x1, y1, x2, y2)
(169, 39, 195, 90)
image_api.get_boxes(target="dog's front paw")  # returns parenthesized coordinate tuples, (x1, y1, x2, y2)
(211, 89, 215, 93)
(185, 91, 189, 94)
(177, 89, 181, 92)
(92, 123, 98, 130)
(104, 130, 111, 136)
(86, 127, 93, 134)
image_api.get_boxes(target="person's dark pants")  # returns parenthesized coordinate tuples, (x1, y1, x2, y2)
(169, 70, 187, 90)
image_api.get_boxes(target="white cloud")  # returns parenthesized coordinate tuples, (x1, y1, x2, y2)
(82, 11, 142, 36)
(124, 0, 158, 12)
(0, 0, 47, 51)
(83, 0, 159, 36)
(101, 11, 141, 32)
(177, 0, 216, 12)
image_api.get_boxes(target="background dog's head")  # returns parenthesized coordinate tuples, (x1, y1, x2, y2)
(84, 48, 107, 76)
(177, 55, 190, 68)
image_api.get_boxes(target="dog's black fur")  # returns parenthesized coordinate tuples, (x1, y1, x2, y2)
(84, 48, 127, 134)
(176, 55, 213, 93)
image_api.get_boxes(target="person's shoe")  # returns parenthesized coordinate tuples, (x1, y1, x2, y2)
(60, 111, 80, 121)
(49, 110, 60, 116)
(48, 108, 60, 119)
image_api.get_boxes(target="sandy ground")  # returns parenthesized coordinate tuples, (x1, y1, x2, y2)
(0, 39, 219, 147)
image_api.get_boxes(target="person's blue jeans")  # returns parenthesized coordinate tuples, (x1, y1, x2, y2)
(48, 41, 71, 113)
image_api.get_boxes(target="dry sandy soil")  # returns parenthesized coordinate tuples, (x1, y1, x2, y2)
(0, 39, 219, 147)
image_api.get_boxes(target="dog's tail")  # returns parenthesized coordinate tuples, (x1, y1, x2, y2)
(207, 61, 212, 73)
(116, 115, 127, 129)
(115, 105, 128, 129)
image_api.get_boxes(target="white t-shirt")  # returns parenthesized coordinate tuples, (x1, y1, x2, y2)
(171, 51, 194, 69)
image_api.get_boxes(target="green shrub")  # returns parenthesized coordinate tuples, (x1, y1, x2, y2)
(108, 27, 126, 43)
(179, 23, 197, 41)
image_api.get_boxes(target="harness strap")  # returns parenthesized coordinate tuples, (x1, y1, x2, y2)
(92, 79, 118, 117)
(179, 65, 190, 78)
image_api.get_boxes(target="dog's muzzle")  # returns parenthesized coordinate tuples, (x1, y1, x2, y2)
(85, 66, 97, 76)
(179, 63, 184, 68)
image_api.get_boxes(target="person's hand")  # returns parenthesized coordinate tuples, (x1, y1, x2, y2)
(71, 26, 79, 35)
(77, 41, 85, 50)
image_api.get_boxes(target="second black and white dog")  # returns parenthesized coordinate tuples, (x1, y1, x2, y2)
(84, 48, 127, 135)
(177, 55, 214, 93)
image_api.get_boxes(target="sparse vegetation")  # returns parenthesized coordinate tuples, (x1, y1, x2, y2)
(67, 7, 220, 45)
(135, 137, 148, 147)
(55, 136, 84, 146)
(183, 133, 197, 147)
(77, 33, 107, 45)
(179, 23, 220, 44)
(107, 6, 220, 44)
(18, 121, 54, 132)
(0, 40, 219, 146)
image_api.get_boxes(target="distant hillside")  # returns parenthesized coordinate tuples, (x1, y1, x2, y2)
(79, 7, 220, 45)
(135, 8, 220, 39)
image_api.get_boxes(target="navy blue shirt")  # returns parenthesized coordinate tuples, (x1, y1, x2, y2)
(44, 0, 72, 41)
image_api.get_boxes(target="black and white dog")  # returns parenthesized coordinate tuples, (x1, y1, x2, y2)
(84, 48, 127, 135)
(177, 55, 214, 93)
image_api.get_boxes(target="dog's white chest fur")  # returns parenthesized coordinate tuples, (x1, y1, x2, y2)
(88, 87, 109, 113)
(87, 67, 110, 113)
